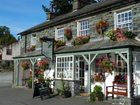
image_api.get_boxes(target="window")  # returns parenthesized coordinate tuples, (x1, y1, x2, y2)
(56, 27, 64, 40)
(56, 56, 74, 79)
(78, 19, 89, 36)
(6, 49, 12, 55)
(31, 34, 36, 45)
(115, 10, 133, 30)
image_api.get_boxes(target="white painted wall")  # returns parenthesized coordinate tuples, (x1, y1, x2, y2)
(1, 42, 20, 60)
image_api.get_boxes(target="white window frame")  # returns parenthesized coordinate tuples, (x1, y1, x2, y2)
(114, 10, 133, 31)
(77, 19, 89, 36)
(31, 34, 36, 46)
(55, 27, 64, 41)
(55, 55, 74, 80)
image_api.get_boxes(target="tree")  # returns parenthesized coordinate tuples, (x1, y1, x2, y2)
(0, 26, 17, 47)
(42, 0, 97, 18)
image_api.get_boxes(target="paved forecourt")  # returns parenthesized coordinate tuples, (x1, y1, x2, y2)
(0, 87, 111, 105)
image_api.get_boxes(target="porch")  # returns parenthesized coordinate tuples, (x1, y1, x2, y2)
(55, 39, 140, 99)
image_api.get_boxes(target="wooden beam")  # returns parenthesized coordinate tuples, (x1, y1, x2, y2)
(117, 52, 128, 63)
(90, 54, 98, 64)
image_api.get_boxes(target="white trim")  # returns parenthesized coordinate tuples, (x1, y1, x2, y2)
(77, 19, 90, 36)
(55, 27, 64, 41)
(114, 10, 133, 30)
(55, 55, 74, 80)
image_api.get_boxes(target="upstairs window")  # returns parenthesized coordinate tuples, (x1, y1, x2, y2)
(6, 49, 12, 55)
(115, 10, 133, 30)
(78, 19, 89, 36)
(31, 34, 36, 46)
(55, 27, 64, 41)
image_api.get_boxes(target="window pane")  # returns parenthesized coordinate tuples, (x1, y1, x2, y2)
(116, 10, 133, 31)
(79, 20, 89, 36)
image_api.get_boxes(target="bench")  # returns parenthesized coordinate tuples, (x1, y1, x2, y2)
(106, 82, 127, 100)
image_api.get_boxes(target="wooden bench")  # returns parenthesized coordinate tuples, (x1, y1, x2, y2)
(106, 82, 127, 100)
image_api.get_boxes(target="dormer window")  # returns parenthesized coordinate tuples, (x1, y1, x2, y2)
(115, 10, 133, 30)
(77, 19, 89, 36)
(55, 27, 64, 41)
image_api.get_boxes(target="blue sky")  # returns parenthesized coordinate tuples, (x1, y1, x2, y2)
(0, 0, 50, 38)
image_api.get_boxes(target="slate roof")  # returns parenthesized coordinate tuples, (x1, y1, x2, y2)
(19, 0, 136, 35)
(55, 39, 140, 54)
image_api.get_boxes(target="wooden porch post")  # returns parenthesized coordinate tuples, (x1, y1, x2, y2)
(14, 59, 20, 86)
(30, 58, 37, 89)
(82, 54, 98, 94)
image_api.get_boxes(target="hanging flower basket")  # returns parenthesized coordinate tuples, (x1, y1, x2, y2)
(95, 20, 109, 35)
(96, 57, 115, 74)
(37, 59, 49, 70)
(64, 28, 72, 40)
(21, 61, 30, 70)
(72, 35, 90, 46)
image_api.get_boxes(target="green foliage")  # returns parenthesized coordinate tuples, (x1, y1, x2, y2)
(72, 35, 90, 46)
(0, 26, 17, 46)
(57, 79, 71, 98)
(90, 85, 104, 102)
(42, 0, 97, 18)
(123, 31, 136, 39)
(105, 29, 116, 41)
(55, 40, 65, 48)
(27, 78, 32, 88)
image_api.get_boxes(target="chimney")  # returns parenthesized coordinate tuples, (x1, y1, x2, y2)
(73, 0, 80, 11)
(47, 12, 56, 20)
(72, 0, 91, 11)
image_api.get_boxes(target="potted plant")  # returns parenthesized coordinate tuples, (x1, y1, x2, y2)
(95, 20, 109, 36)
(72, 35, 90, 46)
(57, 79, 71, 98)
(27, 78, 32, 88)
(90, 85, 104, 102)
(64, 28, 72, 40)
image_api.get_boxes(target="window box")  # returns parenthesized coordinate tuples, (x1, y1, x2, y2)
(72, 35, 90, 46)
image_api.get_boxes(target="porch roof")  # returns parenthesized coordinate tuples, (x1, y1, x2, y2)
(55, 39, 140, 54)
(13, 51, 43, 59)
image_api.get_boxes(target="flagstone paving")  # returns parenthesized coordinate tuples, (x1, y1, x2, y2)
(0, 87, 112, 105)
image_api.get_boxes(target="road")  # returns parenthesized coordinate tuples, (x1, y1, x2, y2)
(0, 71, 12, 87)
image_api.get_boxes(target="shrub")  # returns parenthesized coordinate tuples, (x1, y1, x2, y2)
(90, 85, 104, 102)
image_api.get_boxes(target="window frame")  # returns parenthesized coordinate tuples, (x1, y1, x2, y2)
(114, 10, 133, 31)
(55, 55, 74, 80)
(31, 34, 37, 46)
(77, 19, 89, 36)
(55, 27, 64, 41)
